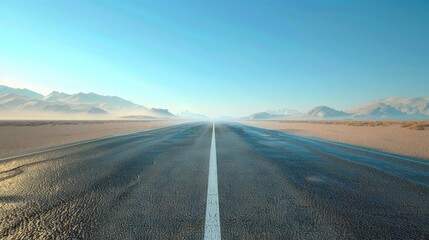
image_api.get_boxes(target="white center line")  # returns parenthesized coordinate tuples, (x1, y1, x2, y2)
(204, 122, 221, 240)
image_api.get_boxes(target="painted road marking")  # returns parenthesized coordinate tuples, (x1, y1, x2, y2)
(204, 122, 221, 240)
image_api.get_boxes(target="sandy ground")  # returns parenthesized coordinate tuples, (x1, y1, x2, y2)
(0, 120, 185, 158)
(241, 120, 429, 160)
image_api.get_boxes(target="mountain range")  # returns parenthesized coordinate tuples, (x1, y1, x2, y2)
(2, 85, 428, 120)
(0, 85, 175, 118)
(246, 97, 429, 120)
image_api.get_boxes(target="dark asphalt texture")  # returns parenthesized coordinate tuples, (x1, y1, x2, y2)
(1, 122, 428, 239)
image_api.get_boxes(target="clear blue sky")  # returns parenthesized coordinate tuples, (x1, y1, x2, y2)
(1, 0, 428, 117)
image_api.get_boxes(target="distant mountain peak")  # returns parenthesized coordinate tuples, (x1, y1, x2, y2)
(306, 106, 349, 118)
(0, 85, 44, 100)
(248, 112, 280, 120)
(150, 108, 175, 117)
(348, 97, 429, 118)
(44, 91, 72, 102)
(44, 91, 148, 113)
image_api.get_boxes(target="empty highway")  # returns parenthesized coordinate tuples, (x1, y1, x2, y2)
(1, 122, 429, 239)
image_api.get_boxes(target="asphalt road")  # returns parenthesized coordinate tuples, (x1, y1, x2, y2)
(1, 122, 429, 239)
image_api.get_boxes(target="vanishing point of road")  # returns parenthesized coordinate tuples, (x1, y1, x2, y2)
(1, 122, 429, 239)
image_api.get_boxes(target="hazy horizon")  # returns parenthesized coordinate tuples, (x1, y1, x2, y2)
(1, 1, 428, 117)
(1, 84, 429, 119)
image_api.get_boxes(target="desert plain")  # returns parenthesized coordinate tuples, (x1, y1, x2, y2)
(0, 120, 184, 158)
(242, 120, 429, 160)
(1, 119, 427, 160)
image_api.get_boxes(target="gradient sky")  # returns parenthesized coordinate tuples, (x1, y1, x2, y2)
(1, 0, 428, 117)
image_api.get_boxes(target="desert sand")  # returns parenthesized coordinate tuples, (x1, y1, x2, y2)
(241, 120, 429, 160)
(0, 120, 184, 158)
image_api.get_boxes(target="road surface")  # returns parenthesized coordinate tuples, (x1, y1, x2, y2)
(1, 122, 428, 239)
